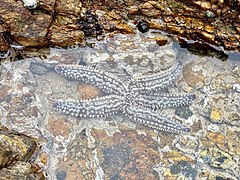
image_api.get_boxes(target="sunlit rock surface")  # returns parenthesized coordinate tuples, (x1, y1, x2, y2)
(0, 126, 45, 179)
(0, 32, 239, 179)
(0, 0, 239, 54)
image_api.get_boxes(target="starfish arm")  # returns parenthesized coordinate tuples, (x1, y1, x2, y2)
(129, 61, 182, 93)
(55, 64, 127, 95)
(53, 95, 123, 118)
(123, 105, 190, 134)
(135, 93, 196, 110)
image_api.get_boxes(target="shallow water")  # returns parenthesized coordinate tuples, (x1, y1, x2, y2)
(0, 32, 239, 179)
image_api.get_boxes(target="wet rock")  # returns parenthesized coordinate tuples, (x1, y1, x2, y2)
(56, 130, 96, 179)
(136, 21, 149, 33)
(92, 129, 159, 179)
(0, 0, 52, 47)
(0, 126, 44, 179)
(191, 120, 202, 133)
(170, 161, 196, 179)
(38, 0, 55, 13)
(232, 83, 240, 92)
(156, 36, 168, 46)
(232, 66, 240, 77)
(175, 106, 193, 119)
(102, 144, 131, 172)
(179, 40, 228, 61)
(22, 0, 38, 9)
(0, 85, 11, 102)
(77, 84, 100, 99)
(162, 150, 193, 164)
(55, 0, 82, 16)
(200, 131, 240, 174)
(0, 31, 239, 179)
(0, 126, 37, 169)
(50, 28, 84, 47)
(183, 62, 205, 88)
(49, 15, 85, 46)
(0, 0, 239, 53)
(0, 33, 9, 53)
(56, 170, 67, 180)
(201, 146, 232, 169)
(47, 118, 70, 139)
(210, 108, 222, 122)
(127, 5, 139, 15)
(29, 61, 53, 75)
(199, 170, 235, 180)
(0, 161, 32, 179)
(139, 2, 161, 17)
(160, 150, 195, 179)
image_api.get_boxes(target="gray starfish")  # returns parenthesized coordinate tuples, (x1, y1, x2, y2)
(53, 61, 195, 134)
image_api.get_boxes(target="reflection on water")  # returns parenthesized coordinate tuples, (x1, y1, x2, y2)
(0, 32, 239, 179)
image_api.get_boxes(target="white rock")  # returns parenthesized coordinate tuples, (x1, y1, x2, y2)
(233, 83, 240, 93)
(22, 0, 38, 9)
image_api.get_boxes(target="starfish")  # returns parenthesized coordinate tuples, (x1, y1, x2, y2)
(53, 60, 195, 134)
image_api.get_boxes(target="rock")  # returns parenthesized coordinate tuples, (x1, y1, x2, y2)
(49, 27, 85, 47)
(170, 161, 196, 179)
(136, 21, 149, 33)
(0, 30, 239, 179)
(49, 15, 85, 46)
(55, 0, 82, 16)
(0, 126, 38, 169)
(22, 0, 38, 9)
(210, 108, 222, 122)
(0, 0, 239, 52)
(175, 106, 193, 119)
(0, 161, 32, 179)
(156, 36, 168, 46)
(38, 0, 55, 13)
(0, 33, 9, 53)
(183, 62, 205, 88)
(91, 129, 159, 179)
(162, 151, 193, 163)
(47, 117, 71, 139)
(199, 169, 235, 180)
(77, 84, 100, 99)
(139, 2, 161, 17)
(0, 0, 52, 47)
(0, 126, 44, 179)
(200, 131, 240, 173)
(232, 83, 240, 92)
(232, 66, 240, 77)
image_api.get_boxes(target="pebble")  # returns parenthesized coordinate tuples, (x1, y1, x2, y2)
(175, 106, 193, 119)
(232, 83, 240, 92)
(56, 170, 67, 180)
(210, 108, 222, 122)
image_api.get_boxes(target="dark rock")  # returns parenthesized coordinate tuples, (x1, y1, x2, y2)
(170, 161, 196, 179)
(56, 170, 67, 180)
(136, 21, 149, 33)
(0, 33, 9, 53)
(175, 106, 193, 119)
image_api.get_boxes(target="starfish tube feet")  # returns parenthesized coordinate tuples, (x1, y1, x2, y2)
(130, 60, 182, 92)
(55, 64, 126, 95)
(124, 105, 190, 134)
(53, 95, 123, 118)
(136, 93, 196, 110)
